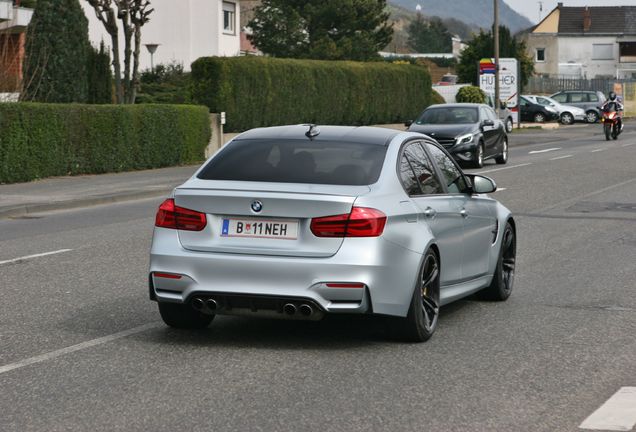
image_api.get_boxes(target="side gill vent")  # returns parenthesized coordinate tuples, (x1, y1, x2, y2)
(492, 220, 499, 244)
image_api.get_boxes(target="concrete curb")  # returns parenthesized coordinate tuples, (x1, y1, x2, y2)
(0, 188, 170, 219)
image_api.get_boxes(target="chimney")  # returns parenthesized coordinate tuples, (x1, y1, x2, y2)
(557, 2, 563, 7)
(583, 7, 592, 32)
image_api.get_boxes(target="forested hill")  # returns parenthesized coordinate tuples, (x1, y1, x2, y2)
(388, 0, 533, 34)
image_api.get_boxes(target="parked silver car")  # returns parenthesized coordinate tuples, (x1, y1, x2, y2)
(524, 95, 586, 125)
(149, 125, 517, 342)
(550, 90, 606, 123)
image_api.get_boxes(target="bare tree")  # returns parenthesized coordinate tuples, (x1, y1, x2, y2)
(85, 0, 153, 104)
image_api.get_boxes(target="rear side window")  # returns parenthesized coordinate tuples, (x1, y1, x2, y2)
(399, 142, 443, 196)
(570, 93, 586, 103)
(588, 93, 599, 102)
(198, 140, 387, 186)
(552, 93, 567, 103)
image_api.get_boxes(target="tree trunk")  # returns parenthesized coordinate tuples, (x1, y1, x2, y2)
(121, 13, 133, 104)
(131, 24, 142, 104)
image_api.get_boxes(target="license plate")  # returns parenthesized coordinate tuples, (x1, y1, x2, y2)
(221, 218, 299, 240)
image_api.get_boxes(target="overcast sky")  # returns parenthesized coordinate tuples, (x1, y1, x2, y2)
(504, 0, 636, 23)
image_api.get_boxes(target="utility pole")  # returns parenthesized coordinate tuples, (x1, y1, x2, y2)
(494, 0, 500, 116)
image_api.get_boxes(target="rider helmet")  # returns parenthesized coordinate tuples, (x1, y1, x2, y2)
(609, 91, 617, 101)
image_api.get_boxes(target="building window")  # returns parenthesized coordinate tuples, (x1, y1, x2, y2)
(619, 42, 636, 63)
(536, 48, 545, 62)
(592, 44, 614, 60)
(223, 1, 236, 34)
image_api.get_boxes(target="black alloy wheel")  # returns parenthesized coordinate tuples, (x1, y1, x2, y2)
(479, 222, 516, 301)
(158, 302, 214, 329)
(533, 112, 546, 123)
(395, 249, 441, 342)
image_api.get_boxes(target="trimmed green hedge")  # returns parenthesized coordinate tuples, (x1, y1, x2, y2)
(191, 56, 432, 132)
(0, 103, 211, 184)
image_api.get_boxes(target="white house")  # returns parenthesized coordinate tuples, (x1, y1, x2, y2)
(81, 0, 242, 71)
(525, 3, 636, 79)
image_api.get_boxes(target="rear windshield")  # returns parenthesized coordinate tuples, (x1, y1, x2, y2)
(197, 139, 387, 186)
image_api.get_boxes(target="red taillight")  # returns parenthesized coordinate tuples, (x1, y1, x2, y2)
(155, 199, 207, 231)
(153, 272, 182, 280)
(310, 207, 387, 238)
(325, 283, 366, 288)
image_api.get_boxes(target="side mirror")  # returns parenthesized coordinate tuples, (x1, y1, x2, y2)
(481, 119, 495, 128)
(404, 120, 413, 128)
(466, 174, 497, 194)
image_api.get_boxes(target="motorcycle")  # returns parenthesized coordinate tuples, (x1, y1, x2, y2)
(600, 105, 623, 141)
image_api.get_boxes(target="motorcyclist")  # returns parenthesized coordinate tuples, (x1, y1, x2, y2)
(601, 91, 624, 131)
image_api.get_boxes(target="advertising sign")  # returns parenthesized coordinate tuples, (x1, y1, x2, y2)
(479, 58, 519, 124)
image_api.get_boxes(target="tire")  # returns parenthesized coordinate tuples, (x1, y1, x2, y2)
(533, 112, 546, 123)
(158, 302, 214, 329)
(495, 137, 508, 165)
(471, 143, 484, 168)
(479, 222, 516, 301)
(391, 249, 441, 342)
(560, 112, 574, 125)
(505, 117, 513, 133)
(604, 123, 611, 141)
(586, 111, 599, 123)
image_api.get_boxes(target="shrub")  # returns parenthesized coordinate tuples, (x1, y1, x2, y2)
(431, 89, 445, 105)
(0, 103, 211, 184)
(137, 62, 192, 105)
(456, 86, 486, 103)
(191, 56, 432, 132)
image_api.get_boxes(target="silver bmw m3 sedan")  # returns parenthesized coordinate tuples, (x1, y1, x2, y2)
(149, 125, 516, 342)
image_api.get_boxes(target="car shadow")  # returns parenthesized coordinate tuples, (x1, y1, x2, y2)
(136, 299, 479, 350)
(57, 292, 481, 350)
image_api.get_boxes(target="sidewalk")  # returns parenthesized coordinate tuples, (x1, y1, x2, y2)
(0, 165, 198, 219)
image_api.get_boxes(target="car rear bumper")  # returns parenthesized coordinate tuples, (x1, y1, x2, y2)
(149, 228, 423, 318)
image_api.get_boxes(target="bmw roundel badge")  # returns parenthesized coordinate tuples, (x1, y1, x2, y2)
(251, 200, 263, 213)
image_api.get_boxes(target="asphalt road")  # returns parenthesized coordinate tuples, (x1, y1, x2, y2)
(1, 124, 635, 432)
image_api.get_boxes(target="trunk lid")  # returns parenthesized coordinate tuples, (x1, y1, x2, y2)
(174, 179, 369, 257)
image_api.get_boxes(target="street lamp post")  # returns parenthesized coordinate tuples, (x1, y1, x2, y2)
(144, 43, 160, 72)
(494, 0, 500, 116)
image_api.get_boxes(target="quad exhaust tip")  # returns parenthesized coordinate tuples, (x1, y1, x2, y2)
(206, 298, 218, 311)
(192, 297, 205, 310)
(283, 303, 297, 316)
(299, 304, 313, 317)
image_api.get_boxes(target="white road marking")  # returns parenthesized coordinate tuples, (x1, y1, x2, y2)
(0, 323, 162, 375)
(579, 387, 636, 431)
(479, 163, 532, 174)
(621, 142, 635, 147)
(494, 187, 507, 192)
(0, 249, 73, 266)
(529, 147, 561, 154)
(591, 148, 607, 153)
(550, 155, 573, 161)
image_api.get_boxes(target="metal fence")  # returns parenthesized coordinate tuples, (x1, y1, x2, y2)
(525, 77, 618, 95)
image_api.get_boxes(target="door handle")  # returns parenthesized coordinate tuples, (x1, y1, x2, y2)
(423, 207, 437, 218)
(460, 209, 468, 218)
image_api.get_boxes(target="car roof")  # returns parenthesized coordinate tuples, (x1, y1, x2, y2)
(234, 125, 400, 146)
